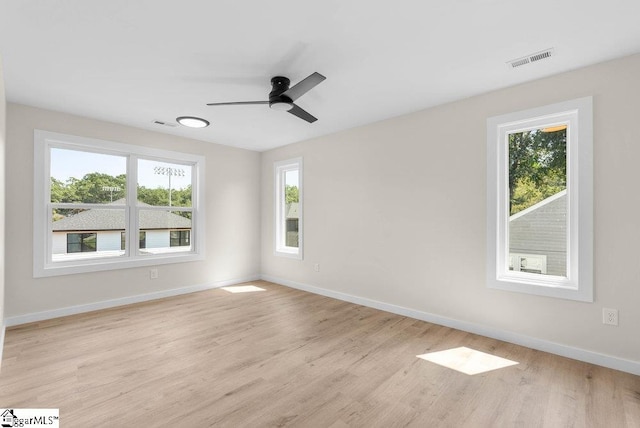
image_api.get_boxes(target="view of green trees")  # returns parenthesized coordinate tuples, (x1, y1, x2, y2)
(509, 127, 566, 215)
(285, 184, 299, 204)
(51, 172, 192, 206)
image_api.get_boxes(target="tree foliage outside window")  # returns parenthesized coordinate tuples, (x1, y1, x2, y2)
(508, 127, 566, 215)
(285, 184, 299, 204)
(51, 173, 192, 218)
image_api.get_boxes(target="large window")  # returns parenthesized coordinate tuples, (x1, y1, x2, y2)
(274, 158, 303, 259)
(486, 97, 593, 301)
(34, 130, 205, 277)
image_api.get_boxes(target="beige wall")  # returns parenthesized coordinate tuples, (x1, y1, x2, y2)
(0, 58, 6, 344)
(5, 104, 261, 318)
(261, 54, 640, 364)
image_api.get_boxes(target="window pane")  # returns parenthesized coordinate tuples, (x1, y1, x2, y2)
(170, 230, 190, 247)
(138, 210, 192, 254)
(66, 233, 97, 253)
(50, 148, 126, 204)
(52, 208, 126, 262)
(508, 126, 567, 277)
(137, 159, 192, 207)
(284, 169, 299, 248)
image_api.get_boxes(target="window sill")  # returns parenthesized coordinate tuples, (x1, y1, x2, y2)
(275, 247, 302, 260)
(35, 251, 204, 278)
(487, 276, 592, 302)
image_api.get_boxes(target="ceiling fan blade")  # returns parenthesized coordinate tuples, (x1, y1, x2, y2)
(288, 104, 318, 123)
(206, 101, 269, 106)
(282, 72, 326, 101)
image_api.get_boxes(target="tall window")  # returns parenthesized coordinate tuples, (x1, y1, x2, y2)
(274, 158, 303, 259)
(34, 130, 205, 277)
(486, 97, 593, 301)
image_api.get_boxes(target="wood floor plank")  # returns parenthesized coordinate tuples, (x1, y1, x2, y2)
(1, 280, 639, 427)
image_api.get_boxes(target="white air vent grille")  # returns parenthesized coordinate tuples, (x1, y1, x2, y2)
(508, 48, 555, 68)
(153, 120, 177, 127)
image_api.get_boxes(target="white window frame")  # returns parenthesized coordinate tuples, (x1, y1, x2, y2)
(274, 157, 303, 259)
(34, 130, 206, 277)
(486, 97, 593, 302)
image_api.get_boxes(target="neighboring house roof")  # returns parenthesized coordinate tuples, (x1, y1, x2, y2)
(286, 202, 298, 219)
(509, 189, 567, 221)
(52, 199, 191, 231)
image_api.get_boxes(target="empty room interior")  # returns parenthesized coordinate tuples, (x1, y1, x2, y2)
(0, 1, 639, 426)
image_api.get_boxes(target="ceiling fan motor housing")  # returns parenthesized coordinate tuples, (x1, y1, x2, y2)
(206, 72, 324, 122)
(269, 76, 294, 110)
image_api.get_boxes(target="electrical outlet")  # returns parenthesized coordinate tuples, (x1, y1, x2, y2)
(602, 308, 618, 326)
(149, 268, 158, 280)
(314, 263, 320, 272)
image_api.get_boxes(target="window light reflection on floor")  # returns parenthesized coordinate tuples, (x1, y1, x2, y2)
(220, 285, 266, 293)
(416, 346, 518, 375)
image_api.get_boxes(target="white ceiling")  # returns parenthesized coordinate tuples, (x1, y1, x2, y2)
(1, 1, 639, 152)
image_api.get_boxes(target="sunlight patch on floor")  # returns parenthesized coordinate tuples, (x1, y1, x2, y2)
(221, 285, 266, 293)
(417, 346, 519, 375)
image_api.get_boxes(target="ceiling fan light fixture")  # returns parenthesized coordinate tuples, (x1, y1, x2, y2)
(270, 101, 294, 111)
(176, 116, 210, 128)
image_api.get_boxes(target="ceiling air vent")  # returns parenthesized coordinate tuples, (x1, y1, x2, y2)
(153, 120, 177, 127)
(508, 48, 555, 69)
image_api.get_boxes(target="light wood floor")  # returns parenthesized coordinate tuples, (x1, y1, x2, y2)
(1, 281, 639, 427)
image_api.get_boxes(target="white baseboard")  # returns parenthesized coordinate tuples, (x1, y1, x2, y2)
(261, 274, 640, 376)
(4, 275, 261, 327)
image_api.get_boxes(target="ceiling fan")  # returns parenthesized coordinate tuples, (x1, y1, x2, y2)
(207, 72, 326, 123)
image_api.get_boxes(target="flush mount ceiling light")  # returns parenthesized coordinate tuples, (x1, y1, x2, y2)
(176, 116, 210, 128)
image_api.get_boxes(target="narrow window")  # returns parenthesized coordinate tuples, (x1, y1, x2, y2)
(274, 158, 303, 259)
(508, 125, 567, 277)
(487, 97, 593, 301)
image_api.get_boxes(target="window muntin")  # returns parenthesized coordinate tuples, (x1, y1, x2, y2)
(486, 97, 593, 302)
(34, 130, 205, 277)
(274, 158, 303, 259)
